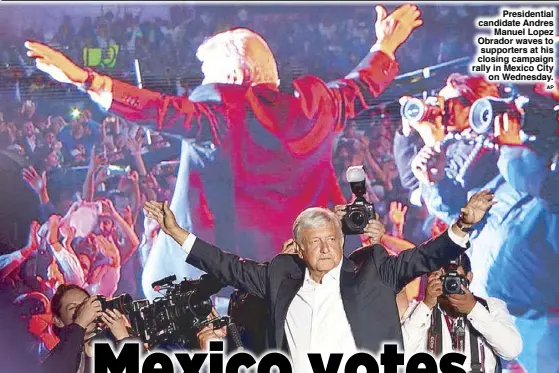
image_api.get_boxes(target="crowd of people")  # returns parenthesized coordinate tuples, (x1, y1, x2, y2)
(1, 5, 497, 99)
(0, 3, 557, 373)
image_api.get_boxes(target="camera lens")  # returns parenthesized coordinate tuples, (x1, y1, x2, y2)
(469, 98, 493, 134)
(348, 210, 365, 228)
(400, 98, 425, 123)
(445, 278, 459, 293)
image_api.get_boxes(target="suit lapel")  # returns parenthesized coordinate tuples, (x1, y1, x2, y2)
(340, 258, 360, 347)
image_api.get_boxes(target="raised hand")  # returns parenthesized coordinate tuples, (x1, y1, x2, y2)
(389, 201, 408, 227)
(459, 190, 496, 226)
(375, 4, 423, 57)
(89, 146, 107, 171)
(22, 166, 47, 194)
(144, 201, 179, 236)
(362, 214, 385, 245)
(25, 41, 87, 85)
(28, 221, 40, 251)
(411, 145, 446, 185)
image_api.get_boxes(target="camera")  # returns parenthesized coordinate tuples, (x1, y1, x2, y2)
(342, 165, 376, 235)
(98, 294, 134, 313)
(469, 90, 558, 138)
(400, 97, 444, 124)
(440, 259, 468, 295)
(95, 274, 229, 349)
(468, 97, 520, 135)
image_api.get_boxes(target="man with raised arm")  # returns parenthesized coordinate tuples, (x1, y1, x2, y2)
(144, 190, 495, 372)
(25, 5, 421, 280)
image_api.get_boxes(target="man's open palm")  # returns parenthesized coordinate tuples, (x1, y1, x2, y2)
(144, 201, 179, 235)
(25, 41, 86, 84)
(460, 190, 496, 225)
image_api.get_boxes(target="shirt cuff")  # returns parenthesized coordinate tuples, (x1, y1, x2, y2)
(447, 226, 469, 248)
(180, 233, 197, 255)
(88, 90, 113, 112)
(370, 43, 395, 60)
(467, 300, 493, 325)
(407, 302, 434, 329)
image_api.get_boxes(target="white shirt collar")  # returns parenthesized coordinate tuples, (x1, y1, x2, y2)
(304, 258, 344, 286)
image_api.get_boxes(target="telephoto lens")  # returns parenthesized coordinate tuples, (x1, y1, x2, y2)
(98, 294, 134, 314)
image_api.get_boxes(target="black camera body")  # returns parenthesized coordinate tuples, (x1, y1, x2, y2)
(440, 258, 469, 295)
(97, 274, 227, 349)
(342, 165, 376, 235)
(440, 271, 469, 295)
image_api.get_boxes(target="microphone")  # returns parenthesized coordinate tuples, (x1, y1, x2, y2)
(226, 323, 244, 350)
(151, 275, 177, 290)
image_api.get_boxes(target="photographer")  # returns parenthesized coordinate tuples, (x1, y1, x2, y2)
(40, 284, 131, 373)
(401, 254, 522, 373)
(406, 73, 559, 373)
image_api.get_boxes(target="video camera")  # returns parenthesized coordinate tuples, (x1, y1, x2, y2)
(440, 258, 468, 295)
(97, 274, 230, 349)
(342, 165, 376, 235)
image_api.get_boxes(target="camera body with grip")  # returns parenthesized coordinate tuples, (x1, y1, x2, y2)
(342, 165, 376, 235)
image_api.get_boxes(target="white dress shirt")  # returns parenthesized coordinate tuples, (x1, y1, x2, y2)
(401, 298, 523, 373)
(180, 229, 469, 371)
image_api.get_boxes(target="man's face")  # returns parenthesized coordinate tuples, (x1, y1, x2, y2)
(71, 121, 85, 138)
(46, 151, 60, 168)
(298, 222, 343, 273)
(438, 85, 471, 133)
(23, 121, 35, 137)
(98, 217, 114, 234)
(45, 131, 57, 146)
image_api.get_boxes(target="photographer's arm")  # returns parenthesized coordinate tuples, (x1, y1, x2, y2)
(467, 298, 522, 360)
(400, 301, 431, 354)
(498, 145, 559, 212)
(40, 324, 85, 373)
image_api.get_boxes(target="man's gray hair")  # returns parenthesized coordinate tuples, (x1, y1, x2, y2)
(292, 207, 342, 244)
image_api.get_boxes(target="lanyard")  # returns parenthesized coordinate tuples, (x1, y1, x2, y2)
(444, 315, 466, 352)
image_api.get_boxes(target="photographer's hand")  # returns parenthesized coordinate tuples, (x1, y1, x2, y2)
(281, 238, 297, 254)
(494, 113, 522, 146)
(447, 285, 477, 314)
(333, 205, 347, 220)
(197, 308, 227, 351)
(74, 296, 102, 330)
(100, 309, 130, 341)
(363, 214, 385, 245)
(423, 270, 443, 309)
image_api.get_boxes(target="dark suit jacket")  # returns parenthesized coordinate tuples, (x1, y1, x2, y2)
(186, 230, 468, 354)
(107, 50, 399, 258)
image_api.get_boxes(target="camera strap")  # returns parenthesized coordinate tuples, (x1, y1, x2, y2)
(428, 302, 500, 373)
